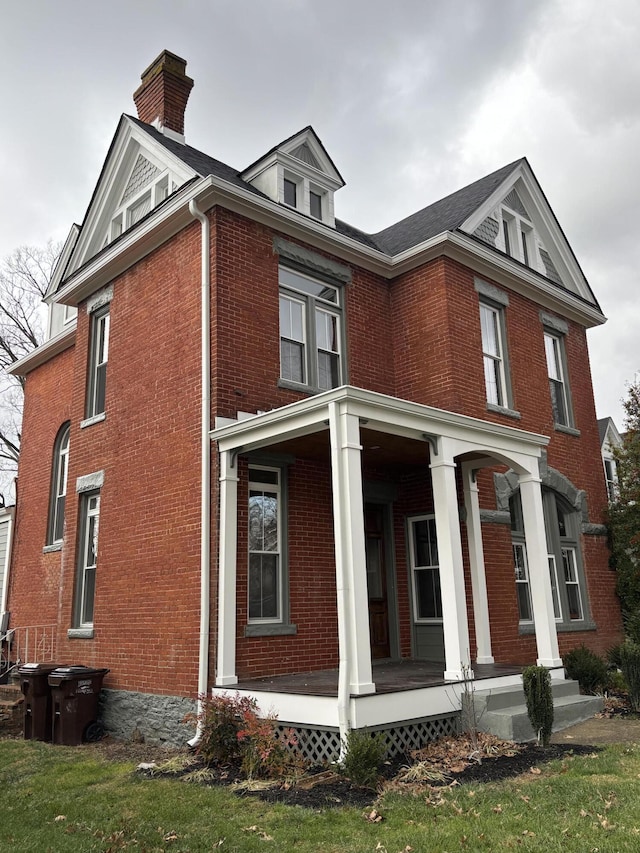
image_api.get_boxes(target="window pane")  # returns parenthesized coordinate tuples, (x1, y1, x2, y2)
(316, 310, 339, 352)
(279, 296, 304, 341)
(544, 334, 559, 380)
(310, 191, 322, 220)
(249, 491, 278, 552)
(480, 305, 499, 356)
(280, 267, 338, 303)
(521, 228, 529, 265)
(53, 495, 65, 542)
(82, 567, 96, 624)
(503, 219, 511, 255)
(548, 555, 562, 620)
(483, 356, 501, 406)
(129, 193, 151, 225)
(416, 568, 442, 619)
(566, 584, 582, 621)
(280, 339, 304, 383)
(366, 535, 383, 599)
(284, 179, 297, 207)
(317, 350, 339, 390)
(516, 583, 532, 622)
(514, 543, 532, 621)
(413, 518, 438, 567)
(549, 378, 568, 424)
(248, 553, 279, 620)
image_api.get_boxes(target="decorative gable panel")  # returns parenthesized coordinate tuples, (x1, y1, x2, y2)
(290, 142, 322, 170)
(121, 154, 160, 205)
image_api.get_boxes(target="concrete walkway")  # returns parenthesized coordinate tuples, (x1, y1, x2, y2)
(551, 715, 640, 745)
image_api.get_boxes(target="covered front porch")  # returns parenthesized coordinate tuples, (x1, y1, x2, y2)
(210, 386, 565, 748)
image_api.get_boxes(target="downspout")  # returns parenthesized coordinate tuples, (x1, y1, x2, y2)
(187, 198, 211, 746)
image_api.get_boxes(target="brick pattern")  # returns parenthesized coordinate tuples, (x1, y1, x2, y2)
(8, 207, 621, 699)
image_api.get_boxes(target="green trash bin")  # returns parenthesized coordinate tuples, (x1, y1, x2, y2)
(48, 666, 109, 745)
(19, 663, 64, 741)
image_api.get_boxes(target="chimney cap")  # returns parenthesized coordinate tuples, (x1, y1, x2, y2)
(137, 50, 193, 88)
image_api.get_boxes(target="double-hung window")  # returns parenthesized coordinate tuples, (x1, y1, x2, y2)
(509, 489, 588, 628)
(47, 423, 70, 545)
(279, 265, 343, 392)
(544, 330, 571, 427)
(408, 516, 442, 621)
(76, 491, 100, 628)
(248, 467, 282, 623)
(480, 302, 508, 408)
(86, 307, 110, 419)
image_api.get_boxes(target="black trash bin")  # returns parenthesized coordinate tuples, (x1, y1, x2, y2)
(48, 666, 109, 745)
(19, 663, 64, 741)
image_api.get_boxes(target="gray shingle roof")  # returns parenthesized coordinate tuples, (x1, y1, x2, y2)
(372, 160, 525, 254)
(134, 116, 524, 256)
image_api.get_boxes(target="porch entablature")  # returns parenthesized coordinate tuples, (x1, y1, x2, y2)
(211, 385, 549, 473)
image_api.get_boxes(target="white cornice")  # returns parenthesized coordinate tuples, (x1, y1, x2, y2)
(8, 325, 76, 377)
(53, 167, 606, 330)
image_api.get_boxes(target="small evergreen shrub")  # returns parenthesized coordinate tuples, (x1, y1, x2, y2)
(563, 644, 609, 694)
(619, 639, 640, 712)
(341, 729, 387, 787)
(522, 665, 554, 747)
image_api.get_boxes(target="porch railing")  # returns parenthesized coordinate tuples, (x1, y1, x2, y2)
(0, 625, 57, 679)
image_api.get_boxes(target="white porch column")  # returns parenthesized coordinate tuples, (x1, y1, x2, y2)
(462, 464, 494, 665)
(431, 439, 473, 681)
(329, 401, 375, 696)
(216, 449, 239, 686)
(519, 471, 563, 668)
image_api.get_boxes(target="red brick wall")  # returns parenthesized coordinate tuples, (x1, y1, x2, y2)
(9, 206, 620, 697)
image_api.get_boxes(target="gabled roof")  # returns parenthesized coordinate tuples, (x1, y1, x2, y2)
(54, 114, 602, 324)
(598, 417, 622, 449)
(373, 160, 524, 254)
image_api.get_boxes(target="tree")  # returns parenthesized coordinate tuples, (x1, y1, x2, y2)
(0, 242, 60, 502)
(607, 379, 640, 622)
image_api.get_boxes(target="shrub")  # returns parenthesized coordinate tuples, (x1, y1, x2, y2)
(619, 639, 640, 712)
(186, 692, 258, 766)
(237, 712, 300, 779)
(340, 729, 387, 787)
(522, 665, 554, 747)
(563, 644, 609, 694)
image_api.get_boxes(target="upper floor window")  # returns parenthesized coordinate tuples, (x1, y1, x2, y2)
(47, 423, 70, 545)
(604, 458, 618, 501)
(543, 330, 572, 427)
(279, 265, 343, 392)
(86, 307, 110, 419)
(500, 202, 536, 269)
(480, 302, 508, 408)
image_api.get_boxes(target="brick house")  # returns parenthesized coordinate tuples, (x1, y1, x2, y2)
(5, 51, 621, 750)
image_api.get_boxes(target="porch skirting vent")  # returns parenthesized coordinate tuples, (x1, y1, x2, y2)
(275, 713, 460, 763)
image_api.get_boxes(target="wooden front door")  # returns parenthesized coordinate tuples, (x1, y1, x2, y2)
(365, 503, 391, 659)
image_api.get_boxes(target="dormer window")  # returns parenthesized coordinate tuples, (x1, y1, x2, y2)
(284, 178, 298, 208)
(241, 127, 345, 229)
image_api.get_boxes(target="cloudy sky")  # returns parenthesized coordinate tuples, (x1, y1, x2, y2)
(1, 0, 639, 427)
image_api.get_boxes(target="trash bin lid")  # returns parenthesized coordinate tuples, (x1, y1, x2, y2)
(18, 662, 63, 675)
(48, 665, 109, 679)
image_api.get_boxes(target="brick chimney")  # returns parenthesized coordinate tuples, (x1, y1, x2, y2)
(133, 50, 194, 138)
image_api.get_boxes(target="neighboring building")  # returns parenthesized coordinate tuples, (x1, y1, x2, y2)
(598, 417, 622, 501)
(0, 505, 14, 626)
(6, 51, 621, 748)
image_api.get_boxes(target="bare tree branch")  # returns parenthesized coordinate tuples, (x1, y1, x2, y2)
(0, 240, 61, 497)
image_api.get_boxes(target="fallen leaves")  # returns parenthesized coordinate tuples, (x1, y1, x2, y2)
(242, 825, 273, 841)
(364, 808, 384, 823)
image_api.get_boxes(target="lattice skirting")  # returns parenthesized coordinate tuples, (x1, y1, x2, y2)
(276, 712, 460, 763)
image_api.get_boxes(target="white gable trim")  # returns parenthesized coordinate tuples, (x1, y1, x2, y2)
(460, 161, 593, 305)
(68, 116, 196, 275)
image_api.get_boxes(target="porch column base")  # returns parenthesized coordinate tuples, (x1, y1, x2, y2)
(215, 675, 239, 687)
(475, 655, 495, 665)
(444, 668, 474, 681)
(350, 681, 376, 696)
(536, 657, 563, 669)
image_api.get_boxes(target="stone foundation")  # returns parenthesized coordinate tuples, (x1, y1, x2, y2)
(98, 689, 196, 746)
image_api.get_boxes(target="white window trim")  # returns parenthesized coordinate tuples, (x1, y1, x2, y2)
(106, 169, 176, 247)
(408, 514, 442, 624)
(248, 465, 283, 624)
(480, 301, 509, 409)
(76, 491, 100, 629)
(500, 205, 541, 270)
(47, 423, 70, 546)
(513, 541, 533, 624)
(86, 307, 110, 420)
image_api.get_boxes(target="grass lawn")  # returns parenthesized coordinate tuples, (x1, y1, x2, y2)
(3, 738, 640, 852)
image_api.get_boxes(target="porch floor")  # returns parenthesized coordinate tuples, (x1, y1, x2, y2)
(236, 660, 524, 697)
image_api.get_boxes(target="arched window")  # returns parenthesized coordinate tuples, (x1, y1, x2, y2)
(47, 423, 70, 545)
(509, 488, 588, 628)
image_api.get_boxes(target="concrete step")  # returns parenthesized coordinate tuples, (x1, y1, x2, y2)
(467, 679, 603, 742)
